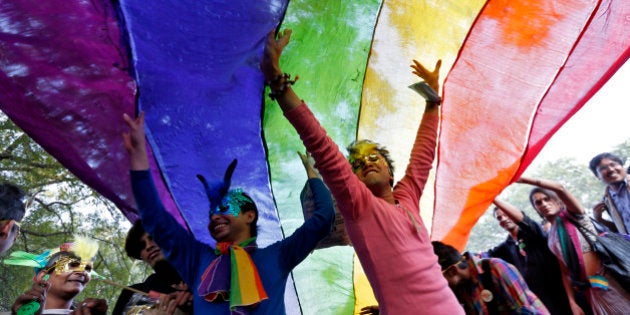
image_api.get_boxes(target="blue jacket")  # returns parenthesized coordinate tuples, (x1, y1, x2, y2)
(130, 170, 334, 314)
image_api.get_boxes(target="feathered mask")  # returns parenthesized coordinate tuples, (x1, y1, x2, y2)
(197, 159, 250, 217)
(4, 234, 99, 275)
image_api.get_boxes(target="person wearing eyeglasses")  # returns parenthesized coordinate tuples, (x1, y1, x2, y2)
(432, 241, 549, 315)
(263, 29, 462, 314)
(0, 182, 26, 255)
(485, 199, 571, 314)
(589, 152, 630, 234)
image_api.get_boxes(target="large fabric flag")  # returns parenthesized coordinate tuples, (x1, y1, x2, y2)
(432, 0, 630, 249)
(0, 1, 628, 314)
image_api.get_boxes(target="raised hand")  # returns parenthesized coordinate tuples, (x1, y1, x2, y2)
(411, 59, 442, 92)
(261, 29, 293, 81)
(298, 150, 320, 179)
(122, 111, 150, 170)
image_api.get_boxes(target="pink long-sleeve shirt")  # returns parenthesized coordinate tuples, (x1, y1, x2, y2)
(285, 102, 463, 314)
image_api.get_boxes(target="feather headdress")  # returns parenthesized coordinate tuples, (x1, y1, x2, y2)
(3, 234, 98, 273)
(197, 159, 249, 217)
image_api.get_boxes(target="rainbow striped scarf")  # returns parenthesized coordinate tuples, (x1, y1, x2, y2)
(198, 237, 268, 314)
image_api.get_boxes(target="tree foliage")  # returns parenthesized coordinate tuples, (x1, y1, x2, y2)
(0, 113, 149, 311)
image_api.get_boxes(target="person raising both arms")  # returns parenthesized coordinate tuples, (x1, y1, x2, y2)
(261, 29, 462, 315)
(123, 110, 335, 314)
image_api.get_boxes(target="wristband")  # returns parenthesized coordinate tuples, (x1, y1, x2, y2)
(408, 81, 441, 104)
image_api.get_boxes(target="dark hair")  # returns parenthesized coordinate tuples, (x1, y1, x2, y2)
(492, 206, 500, 217)
(0, 183, 26, 221)
(528, 187, 563, 218)
(346, 140, 395, 186)
(589, 152, 624, 176)
(240, 193, 258, 237)
(125, 220, 147, 260)
(431, 241, 463, 271)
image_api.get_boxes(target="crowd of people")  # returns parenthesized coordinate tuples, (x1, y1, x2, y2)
(2, 28, 630, 314)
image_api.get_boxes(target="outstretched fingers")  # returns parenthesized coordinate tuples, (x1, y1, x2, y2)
(262, 29, 293, 80)
(411, 59, 442, 92)
(275, 29, 292, 49)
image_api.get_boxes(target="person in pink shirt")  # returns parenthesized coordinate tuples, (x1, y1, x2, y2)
(261, 29, 463, 315)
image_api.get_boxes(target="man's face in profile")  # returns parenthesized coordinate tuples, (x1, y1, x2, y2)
(0, 219, 19, 254)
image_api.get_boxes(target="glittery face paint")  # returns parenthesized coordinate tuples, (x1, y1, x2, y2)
(348, 142, 380, 172)
(50, 256, 93, 274)
(209, 189, 249, 217)
(350, 153, 383, 172)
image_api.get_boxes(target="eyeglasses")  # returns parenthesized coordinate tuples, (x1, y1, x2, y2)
(597, 162, 622, 173)
(350, 153, 383, 172)
(441, 258, 466, 277)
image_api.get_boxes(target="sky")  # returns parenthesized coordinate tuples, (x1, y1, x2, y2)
(531, 59, 630, 167)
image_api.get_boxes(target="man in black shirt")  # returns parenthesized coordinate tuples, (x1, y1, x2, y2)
(113, 220, 192, 315)
(486, 199, 571, 315)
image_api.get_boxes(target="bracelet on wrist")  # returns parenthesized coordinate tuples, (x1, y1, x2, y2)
(266, 73, 298, 100)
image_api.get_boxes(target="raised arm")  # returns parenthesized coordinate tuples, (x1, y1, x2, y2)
(280, 163, 335, 270)
(122, 111, 149, 171)
(298, 150, 321, 179)
(261, 29, 302, 114)
(396, 60, 442, 200)
(493, 199, 525, 223)
(123, 112, 202, 286)
(410, 59, 441, 114)
(517, 177, 585, 215)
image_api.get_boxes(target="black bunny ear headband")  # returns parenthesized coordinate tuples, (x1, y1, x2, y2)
(197, 159, 249, 217)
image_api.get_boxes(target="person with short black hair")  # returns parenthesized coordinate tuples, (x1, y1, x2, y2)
(432, 241, 549, 314)
(123, 112, 335, 314)
(589, 152, 630, 234)
(262, 29, 462, 314)
(112, 220, 192, 315)
(0, 182, 26, 255)
(485, 200, 571, 314)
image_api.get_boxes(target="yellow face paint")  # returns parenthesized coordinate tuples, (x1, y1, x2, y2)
(350, 153, 384, 172)
(348, 142, 378, 166)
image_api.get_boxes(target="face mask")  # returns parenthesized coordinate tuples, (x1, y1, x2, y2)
(209, 189, 249, 217)
(49, 256, 93, 274)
